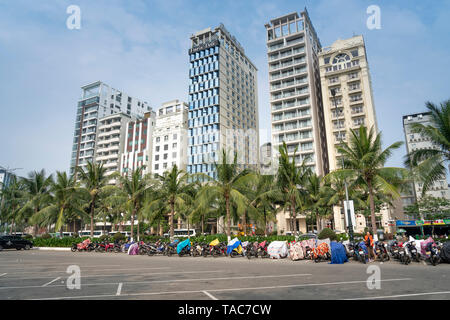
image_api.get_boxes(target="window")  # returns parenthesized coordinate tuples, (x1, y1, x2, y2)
(173, 143, 177, 148)
(156, 146, 160, 152)
(156, 137, 160, 143)
(173, 134, 177, 140)
(164, 145, 168, 151)
(163, 154, 168, 160)
(155, 155, 159, 161)
(154, 164, 159, 170)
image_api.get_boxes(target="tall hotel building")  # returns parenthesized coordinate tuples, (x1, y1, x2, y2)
(120, 111, 156, 177)
(319, 35, 378, 171)
(266, 11, 328, 175)
(70, 81, 151, 176)
(188, 24, 259, 179)
(152, 100, 189, 177)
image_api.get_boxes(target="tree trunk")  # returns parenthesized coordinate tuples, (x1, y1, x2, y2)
(226, 195, 231, 242)
(291, 196, 297, 234)
(169, 200, 175, 239)
(137, 211, 140, 242)
(201, 215, 204, 235)
(264, 207, 268, 237)
(10, 218, 14, 234)
(316, 209, 320, 233)
(131, 208, 136, 241)
(367, 180, 377, 234)
(187, 219, 190, 240)
(90, 200, 95, 238)
(243, 209, 247, 236)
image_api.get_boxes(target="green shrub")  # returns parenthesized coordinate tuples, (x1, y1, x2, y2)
(40, 233, 51, 239)
(318, 228, 337, 241)
(99, 235, 110, 242)
(113, 232, 126, 242)
(23, 234, 33, 240)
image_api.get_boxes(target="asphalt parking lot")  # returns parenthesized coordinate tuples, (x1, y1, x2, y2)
(0, 250, 449, 300)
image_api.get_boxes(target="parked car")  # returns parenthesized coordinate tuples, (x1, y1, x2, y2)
(301, 233, 318, 239)
(0, 235, 33, 251)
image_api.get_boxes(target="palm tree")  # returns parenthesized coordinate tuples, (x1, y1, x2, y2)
(335, 126, 407, 233)
(111, 167, 151, 241)
(149, 165, 191, 239)
(305, 173, 328, 233)
(76, 162, 109, 237)
(18, 169, 53, 236)
(197, 149, 254, 241)
(405, 99, 450, 196)
(247, 173, 281, 236)
(276, 142, 311, 235)
(32, 171, 86, 236)
(0, 175, 24, 234)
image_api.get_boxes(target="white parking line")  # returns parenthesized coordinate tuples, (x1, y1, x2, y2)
(1, 269, 225, 282)
(42, 277, 61, 287)
(203, 291, 218, 300)
(348, 291, 450, 300)
(33, 278, 411, 300)
(0, 273, 310, 290)
(4, 266, 171, 275)
(0, 273, 6, 277)
(116, 283, 123, 296)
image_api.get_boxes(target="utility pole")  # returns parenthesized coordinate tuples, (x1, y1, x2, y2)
(330, 90, 354, 242)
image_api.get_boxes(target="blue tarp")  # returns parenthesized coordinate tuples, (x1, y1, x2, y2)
(329, 241, 348, 264)
(359, 241, 368, 254)
(177, 239, 191, 254)
(227, 238, 242, 255)
(169, 239, 180, 247)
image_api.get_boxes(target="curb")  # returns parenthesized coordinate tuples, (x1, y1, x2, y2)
(33, 247, 71, 251)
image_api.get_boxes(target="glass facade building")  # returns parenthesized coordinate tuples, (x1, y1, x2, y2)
(188, 24, 259, 179)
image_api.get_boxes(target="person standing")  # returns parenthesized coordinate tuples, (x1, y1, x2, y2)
(364, 231, 375, 262)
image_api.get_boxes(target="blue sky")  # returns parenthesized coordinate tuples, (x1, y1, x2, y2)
(0, 0, 449, 177)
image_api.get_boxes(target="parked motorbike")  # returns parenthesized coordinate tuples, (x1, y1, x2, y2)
(374, 241, 390, 262)
(256, 241, 269, 258)
(405, 241, 421, 262)
(353, 242, 368, 264)
(426, 242, 441, 266)
(246, 242, 259, 259)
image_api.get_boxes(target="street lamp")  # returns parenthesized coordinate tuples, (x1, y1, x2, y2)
(330, 89, 354, 242)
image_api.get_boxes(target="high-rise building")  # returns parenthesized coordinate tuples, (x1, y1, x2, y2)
(95, 113, 133, 184)
(70, 81, 151, 176)
(403, 112, 450, 200)
(187, 24, 259, 179)
(319, 35, 379, 171)
(266, 10, 328, 176)
(120, 111, 156, 177)
(152, 100, 188, 177)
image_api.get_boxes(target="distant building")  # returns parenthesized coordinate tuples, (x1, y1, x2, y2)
(152, 100, 189, 177)
(120, 111, 156, 177)
(95, 113, 133, 184)
(403, 112, 450, 200)
(70, 81, 151, 176)
(319, 35, 379, 171)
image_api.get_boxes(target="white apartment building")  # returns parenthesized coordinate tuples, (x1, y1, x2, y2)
(120, 111, 156, 177)
(152, 100, 189, 177)
(319, 35, 379, 171)
(403, 112, 450, 200)
(95, 113, 132, 184)
(266, 10, 327, 235)
(70, 81, 151, 176)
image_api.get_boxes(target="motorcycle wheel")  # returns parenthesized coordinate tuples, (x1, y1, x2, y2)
(71, 247, 77, 252)
(431, 256, 437, 266)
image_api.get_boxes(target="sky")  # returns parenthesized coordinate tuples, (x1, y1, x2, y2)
(0, 0, 449, 177)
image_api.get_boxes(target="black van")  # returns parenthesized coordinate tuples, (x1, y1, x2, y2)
(0, 235, 33, 251)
